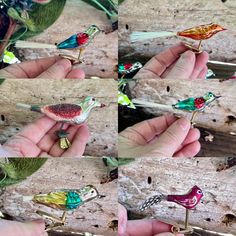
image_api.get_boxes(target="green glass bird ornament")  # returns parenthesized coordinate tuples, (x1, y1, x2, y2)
(27, 185, 105, 231)
(172, 92, 221, 123)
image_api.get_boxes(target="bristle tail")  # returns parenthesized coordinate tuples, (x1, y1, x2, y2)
(132, 99, 173, 111)
(15, 40, 57, 49)
(130, 31, 176, 42)
(23, 196, 33, 201)
(16, 103, 31, 109)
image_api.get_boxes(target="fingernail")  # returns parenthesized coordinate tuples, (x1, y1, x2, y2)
(177, 118, 190, 130)
(30, 219, 45, 224)
(56, 59, 72, 72)
(182, 50, 194, 60)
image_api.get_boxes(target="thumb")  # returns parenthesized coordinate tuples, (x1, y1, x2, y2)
(0, 219, 47, 236)
(166, 51, 195, 79)
(151, 117, 191, 157)
(37, 59, 72, 79)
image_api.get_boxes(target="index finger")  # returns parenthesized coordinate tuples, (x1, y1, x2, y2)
(2, 56, 61, 78)
(127, 219, 172, 236)
(140, 43, 188, 77)
(119, 115, 177, 145)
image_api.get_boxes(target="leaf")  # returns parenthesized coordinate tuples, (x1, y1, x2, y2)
(0, 158, 47, 188)
(118, 0, 125, 4)
(11, 0, 66, 41)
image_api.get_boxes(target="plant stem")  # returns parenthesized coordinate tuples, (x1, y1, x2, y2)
(0, 17, 17, 58)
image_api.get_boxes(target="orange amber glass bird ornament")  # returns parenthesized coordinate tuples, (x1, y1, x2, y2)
(130, 23, 226, 53)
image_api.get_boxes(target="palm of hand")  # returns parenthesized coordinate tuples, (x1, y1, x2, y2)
(3, 116, 89, 157)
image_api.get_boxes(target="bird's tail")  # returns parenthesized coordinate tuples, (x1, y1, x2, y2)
(15, 40, 57, 49)
(130, 31, 176, 42)
(22, 196, 34, 201)
(16, 103, 41, 113)
(140, 194, 166, 211)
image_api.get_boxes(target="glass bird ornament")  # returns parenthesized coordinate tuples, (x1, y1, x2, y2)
(15, 25, 101, 64)
(25, 185, 105, 231)
(140, 185, 203, 234)
(16, 96, 106, 149)
(130, 23, 226, 53)
(118, 62, 143, 79)
(172, 92, 221, 123)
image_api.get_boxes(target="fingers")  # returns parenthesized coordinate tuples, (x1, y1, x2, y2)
(62, 124, 90, 157)
(174, 141, 201, 157)
(16, 116, 57, 144)
(126, 219, 172, 236)
(0, 219, 47, 236)
(66, 68, 85, 79)
(165, 51, 196, 79)
(1, 56, 60, 78)
(118, 204, 127, 236)
(136, 43, 188, 78)
(150, 117, 191, 157)
(190, 51, 209, 79)
(37, 59, 72, 79)
(119, 115, 177, 145)
(198, 66, 208, 79)
(37, 123, 70, 152)
(48, 124, 85, 157)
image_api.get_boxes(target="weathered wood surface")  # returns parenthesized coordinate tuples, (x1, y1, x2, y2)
(0, 158, 117, 236)
(0, 79, 118, 157)
(17, 0, 118, 78)
(119, 0, 236, 64)
(119, 157, 236, 234)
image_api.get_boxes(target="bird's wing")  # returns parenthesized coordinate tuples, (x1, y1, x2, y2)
(42, 104, 82, 119)
(33, 191, 68, 210)
(173, 98, 195, 111)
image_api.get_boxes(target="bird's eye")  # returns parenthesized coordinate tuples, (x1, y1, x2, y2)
(197, 190, 202, 194)
(91, 190, 94, 193)
(92, 98, 95, 101)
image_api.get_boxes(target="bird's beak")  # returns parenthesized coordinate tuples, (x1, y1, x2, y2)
(215, 95, 222, 99)
(98, 194, 106, 199)
(100, 103, 106, 108)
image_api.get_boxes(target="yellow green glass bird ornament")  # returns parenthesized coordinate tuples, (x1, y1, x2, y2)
(27, 185, 105, 231)
(15, 25, 101, 64)
(172, 92, 221, 123)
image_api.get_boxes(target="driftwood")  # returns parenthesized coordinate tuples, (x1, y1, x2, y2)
(0, 79, 117, 157)
(119, 0, 236, 66)
(119, 157, 236, 235)
(17, 0, 118, 79)
(0, 158, 117, 236)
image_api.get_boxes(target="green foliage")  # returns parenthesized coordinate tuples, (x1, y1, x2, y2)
(103, 157, 135, 168)
(11, 0, 66, 41)
(118, 0, 125, 4)
(0, 79, 5, 85)
(0, 158, 47, 188)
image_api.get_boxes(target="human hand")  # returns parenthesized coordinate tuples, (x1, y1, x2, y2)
(0, 219, 47, 236)
(118, 115, 200, 158)
(0, 56, 85, 79)
(1, 116, 89, 157)
(118, 204, 183, 236)
(135, 43, 209, 80)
